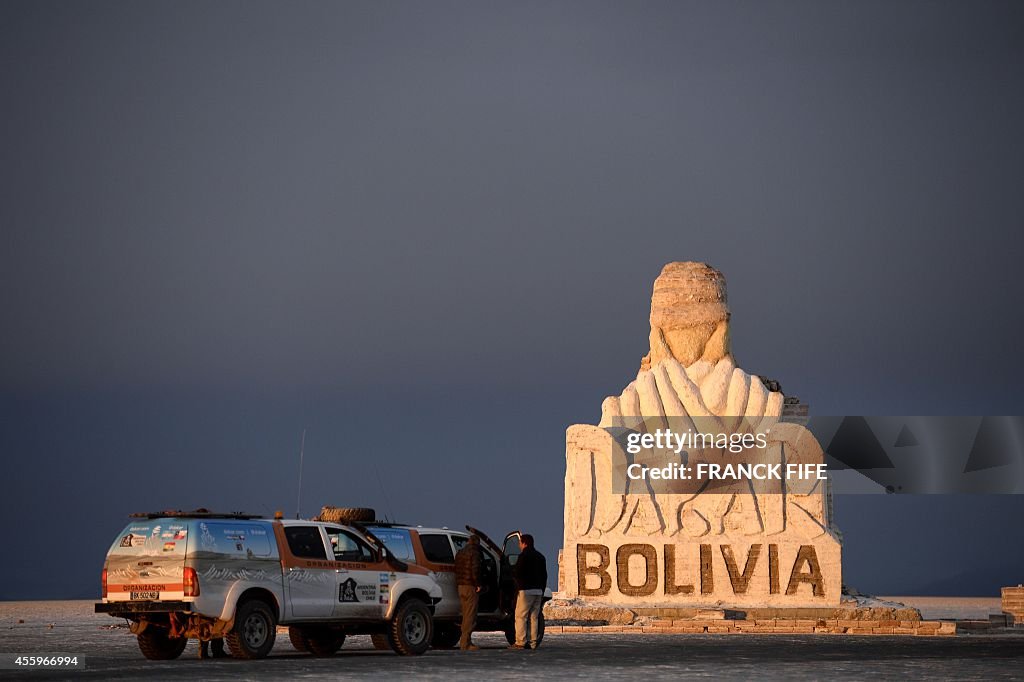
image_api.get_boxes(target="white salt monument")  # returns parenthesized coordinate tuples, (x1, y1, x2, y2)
(557, 262, 843, 608)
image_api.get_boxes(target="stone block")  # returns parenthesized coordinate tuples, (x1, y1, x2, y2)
(696, 609, 726, 620)
(837, 619, 867, 629)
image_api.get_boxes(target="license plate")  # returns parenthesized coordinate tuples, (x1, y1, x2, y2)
(130, 591, 160, 600)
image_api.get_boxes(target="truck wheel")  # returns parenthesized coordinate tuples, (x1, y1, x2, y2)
(370, 633, 391, 650)
(305, 628, 346, 657)
(388, 598, 432, 656)
(288, 626, 310, 652)
(504, 613, 545, 647)
(431, 623, 461, 649)
(226, 600, 276, 659)
(137, 629, 188, 660)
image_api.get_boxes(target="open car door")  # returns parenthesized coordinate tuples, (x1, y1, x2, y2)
(465, 526, 503, 612)
(464, 522, 512, 614)
(501, 531, 523, 566)
(498, 531, 524, 616)
(465, 525, 502, 555)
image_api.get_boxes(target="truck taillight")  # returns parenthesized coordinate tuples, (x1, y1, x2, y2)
(183, 567, 200, 597)
(101, 568, 107, 599)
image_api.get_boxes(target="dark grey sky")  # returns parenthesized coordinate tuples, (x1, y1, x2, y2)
(2, 1, 1023, 600)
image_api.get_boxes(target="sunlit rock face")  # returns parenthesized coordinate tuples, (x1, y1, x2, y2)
(559, 262, 842, 608)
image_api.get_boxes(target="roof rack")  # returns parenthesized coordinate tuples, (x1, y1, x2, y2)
(129, 509, 260, 520)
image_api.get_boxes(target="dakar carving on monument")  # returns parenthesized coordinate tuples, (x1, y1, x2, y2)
(559, 262, 843, 607)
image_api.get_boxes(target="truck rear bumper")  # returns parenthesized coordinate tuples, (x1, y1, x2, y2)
(95, 601, 191, 615)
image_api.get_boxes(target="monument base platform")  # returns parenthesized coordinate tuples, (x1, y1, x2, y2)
(540, 596, 972, 636)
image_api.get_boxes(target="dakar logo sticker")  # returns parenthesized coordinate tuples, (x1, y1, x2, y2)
(339, 578, 359, 602)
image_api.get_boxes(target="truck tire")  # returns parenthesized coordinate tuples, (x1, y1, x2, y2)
(388, 598, 432, 656)
(316, 506, 376, 523)
(431, 623, 461, 649)
(137, 629, 188, 660)
(370, 633, 391, 650)
(504, 613, 545, 647)
(226, 599, 276, 659)
(288, 626, 309, 652)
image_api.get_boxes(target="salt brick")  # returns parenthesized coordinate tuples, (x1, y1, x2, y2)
(687, 620, 720, 629)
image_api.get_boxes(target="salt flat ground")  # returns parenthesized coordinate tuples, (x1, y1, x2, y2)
(1, 601, 1021, 681)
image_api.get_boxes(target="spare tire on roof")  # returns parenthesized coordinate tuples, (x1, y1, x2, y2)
(315, 506, 376, 524)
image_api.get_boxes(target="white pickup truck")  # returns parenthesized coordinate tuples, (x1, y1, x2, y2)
(95, 511, 443, 659)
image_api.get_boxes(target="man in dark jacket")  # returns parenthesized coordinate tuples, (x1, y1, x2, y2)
(454, 534, 482, 651)
(511, 533, 547, 650)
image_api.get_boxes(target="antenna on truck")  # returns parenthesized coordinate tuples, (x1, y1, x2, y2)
(295, 428, 306, 520)
(372, 459, 396, 523)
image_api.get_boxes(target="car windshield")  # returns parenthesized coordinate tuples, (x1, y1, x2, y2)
(367, 527, 416, 562)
